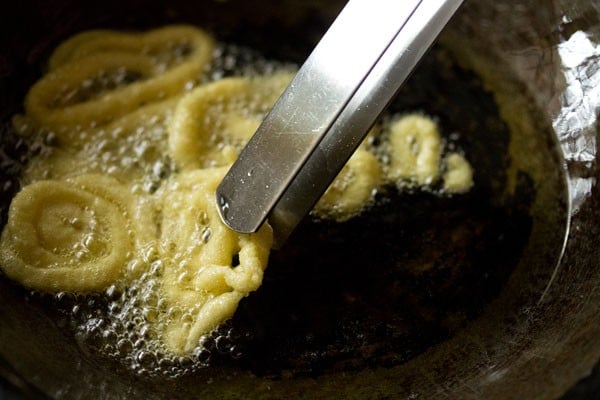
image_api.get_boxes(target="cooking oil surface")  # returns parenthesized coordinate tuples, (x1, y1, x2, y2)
(1, 39, 295, 378)
(0, 35, 567, 382)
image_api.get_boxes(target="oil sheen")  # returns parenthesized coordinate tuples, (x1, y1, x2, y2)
(0, 26, 567, 382)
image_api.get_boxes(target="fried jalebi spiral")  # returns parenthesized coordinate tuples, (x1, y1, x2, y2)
(313, 149, 383, 221)
(0, 174, 156, 293)
(158, 167, 272, 354)
(385, 114, 443, 185)
(25, 25, 214, 140)
(168, 71, 295, 169)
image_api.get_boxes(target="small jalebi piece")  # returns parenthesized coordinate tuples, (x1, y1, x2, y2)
(386, 114, 442, 185)
(313, 149, 383, 221)
(443, 152, 474, 193)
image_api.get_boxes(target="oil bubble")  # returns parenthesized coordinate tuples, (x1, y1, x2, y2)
(11, 37, 299, 380)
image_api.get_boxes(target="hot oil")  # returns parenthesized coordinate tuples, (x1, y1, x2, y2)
(213, 45, 569, 378)
(0, 41, 298, 379)
(0, 40, 568, 383)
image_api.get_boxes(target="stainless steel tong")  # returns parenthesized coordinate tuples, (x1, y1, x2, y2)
(216, 0, 465, 245)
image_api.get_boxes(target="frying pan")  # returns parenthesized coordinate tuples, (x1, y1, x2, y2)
(0, 0, 599, 398)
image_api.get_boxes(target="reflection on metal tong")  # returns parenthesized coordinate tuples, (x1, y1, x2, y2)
(216, 0, 465, 246)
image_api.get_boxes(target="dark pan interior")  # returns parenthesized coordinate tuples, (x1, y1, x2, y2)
(2, 1, 595, 399)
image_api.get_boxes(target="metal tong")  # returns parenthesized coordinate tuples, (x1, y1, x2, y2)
(216, 0, 465, 246)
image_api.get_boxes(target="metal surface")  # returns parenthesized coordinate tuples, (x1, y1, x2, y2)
(216, 0, 464, 243)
